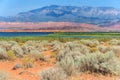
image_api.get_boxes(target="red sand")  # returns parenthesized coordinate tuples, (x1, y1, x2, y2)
(0, 50, 55, 80)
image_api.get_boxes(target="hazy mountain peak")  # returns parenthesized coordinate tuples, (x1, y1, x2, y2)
(0, 5, 120, 26)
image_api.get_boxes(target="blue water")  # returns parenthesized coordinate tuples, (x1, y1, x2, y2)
(0, 32, 53, 37)
(0, 32, 120, 38)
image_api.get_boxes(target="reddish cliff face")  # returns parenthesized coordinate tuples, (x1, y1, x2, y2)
(0, 22, 119, 32)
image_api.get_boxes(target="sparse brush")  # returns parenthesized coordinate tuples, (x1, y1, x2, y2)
(39, 66, 67, 80)
(64, 42, 89, 54)
(22, 40, 49, 54)
(56, 42, 89, 76)
(77, 51, 120, 75)
(56, 40, 120, 76)
(57, 42, 89, 61)
(109, 39, 120, 45)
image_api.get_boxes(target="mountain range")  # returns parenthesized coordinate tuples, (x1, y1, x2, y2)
(0, 5, 120, 32)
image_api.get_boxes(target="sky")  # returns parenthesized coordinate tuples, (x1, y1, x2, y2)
(0, 0, 120, 17)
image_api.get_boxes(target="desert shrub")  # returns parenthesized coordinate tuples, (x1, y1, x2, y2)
(0, 47, 7, 60)
(109, 39, 120, 45)
(6, 50, 16, 61)
(76, 51, 120, 75)
(22, 44, 40, 54)
(57, 41, 120, 76)
(29, 48, 40, 54)
(80, 39, 99, 47)
(8, 41, 18, 46)
(58, 52, 79, 76)
(64, 42, 89, 54)
(97, 45, 112, 53)
(57, 42, 84, 76)
(0, 71, 9, 80)
(50, 40, 63, 52)
(111, 46, 120, 58)
(0, 41, 11, 51)
(39, 67, 67, 80)
(40, 40, 49, 46)
(56, 42, 88, 76)
(22, 40, 49, 54)
(57, 42, 89, 62)
(21, 44, 30, 54)
(11, 45, 23, 57)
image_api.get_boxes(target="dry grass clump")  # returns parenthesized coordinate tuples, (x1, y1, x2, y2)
(0, 71, 9, 80)
(39, 66, 67, 80)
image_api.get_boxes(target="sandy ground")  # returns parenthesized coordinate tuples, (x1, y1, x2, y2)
(0, 50, 55, 80)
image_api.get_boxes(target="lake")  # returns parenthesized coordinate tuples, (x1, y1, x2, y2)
(0, 32, 120, 39)
(0, 32, 53, 37)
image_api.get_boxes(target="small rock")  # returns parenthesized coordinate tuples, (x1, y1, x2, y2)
(12, 64, 22, 70)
